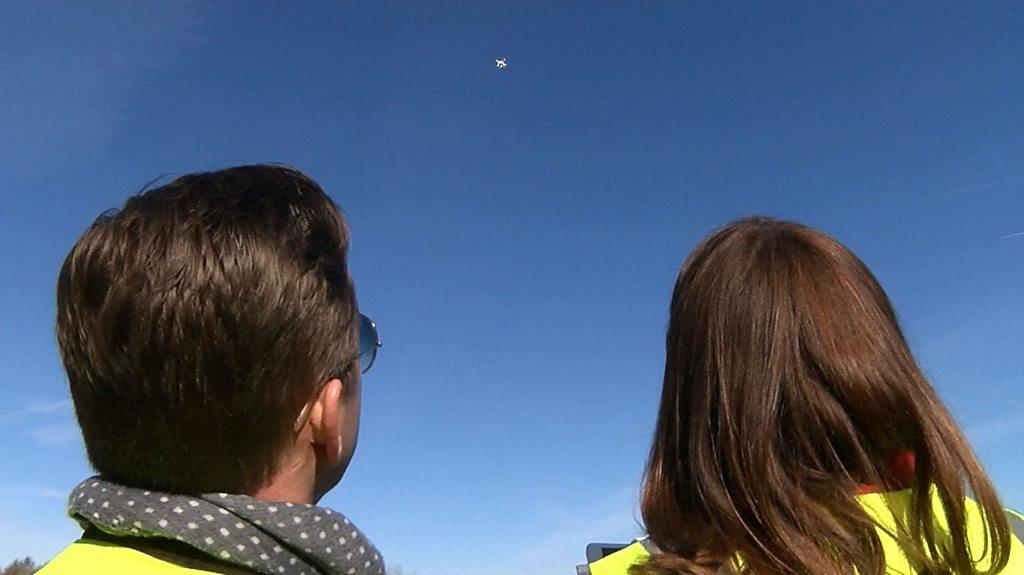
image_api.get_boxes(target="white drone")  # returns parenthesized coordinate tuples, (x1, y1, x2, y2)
(495, 58, 507, 69)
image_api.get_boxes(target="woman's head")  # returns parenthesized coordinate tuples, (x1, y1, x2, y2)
(638, 217, 1009, 575)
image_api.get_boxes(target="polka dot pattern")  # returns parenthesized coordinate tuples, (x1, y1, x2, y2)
(68, 477, 384, 575)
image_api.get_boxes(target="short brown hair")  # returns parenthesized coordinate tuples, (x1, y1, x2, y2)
(636, 217, 1010, 575)
(56, 165, 359, 494)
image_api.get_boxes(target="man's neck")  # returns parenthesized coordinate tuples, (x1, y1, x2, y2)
(251, 453, 317, 504)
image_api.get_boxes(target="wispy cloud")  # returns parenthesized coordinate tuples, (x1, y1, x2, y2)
(0, 399, 80, 447)
(0, 399, 71, 426)
(495, 485, 643, 575)
(0, 486, 67, 501)
(965, 410, 1024, 445)
(944, 175, 1024, 199)
(26, 423, 81, 447)
(999, 232, 1024, 240)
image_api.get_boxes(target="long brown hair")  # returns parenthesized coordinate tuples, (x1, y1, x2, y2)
(635, 217, 1010, 575)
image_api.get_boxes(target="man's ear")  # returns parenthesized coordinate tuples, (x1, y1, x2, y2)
(307, 378, 344, 463)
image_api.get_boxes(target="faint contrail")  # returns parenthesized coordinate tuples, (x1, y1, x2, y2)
(1000, 232, 1024, 239)
(0, 399, 72, 426)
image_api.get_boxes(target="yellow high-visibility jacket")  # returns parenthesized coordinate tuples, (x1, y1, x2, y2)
(37, 530, 253, 575)
(578, 490, 1024, 575)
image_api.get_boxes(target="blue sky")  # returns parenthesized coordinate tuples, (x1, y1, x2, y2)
(1, 2, 1021, 574)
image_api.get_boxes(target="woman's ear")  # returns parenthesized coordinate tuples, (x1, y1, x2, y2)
(308, 378, 344, 463)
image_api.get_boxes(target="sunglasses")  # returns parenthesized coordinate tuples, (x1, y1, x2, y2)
(356, 313, 381, 374)
(294, 315, 379, 432)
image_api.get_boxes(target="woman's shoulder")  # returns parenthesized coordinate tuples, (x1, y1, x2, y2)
(580, 494, 1024, 575)
(858, 489, 1024, 574)
(576, 539, 655, 575)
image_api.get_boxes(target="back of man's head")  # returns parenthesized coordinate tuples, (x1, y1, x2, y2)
(56, 165, 359, 495)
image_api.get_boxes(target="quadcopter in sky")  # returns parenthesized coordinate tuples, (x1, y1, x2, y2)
(495, 58, 507, 69)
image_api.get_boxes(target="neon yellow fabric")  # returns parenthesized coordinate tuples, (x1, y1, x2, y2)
(858, 490, 1023, 573)
(585, 542, 650, 575)
(37, 538, 222, 575)
(585, 491, 1024, 575)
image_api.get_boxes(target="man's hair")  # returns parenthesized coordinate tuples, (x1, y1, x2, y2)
(56, 165, 359, 495)
(635, 217, 1011, 575)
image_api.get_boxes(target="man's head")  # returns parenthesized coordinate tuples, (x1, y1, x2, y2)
(57, 165, 362, 497)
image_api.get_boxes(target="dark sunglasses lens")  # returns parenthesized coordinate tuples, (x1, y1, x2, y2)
(357, 314, 379, 373)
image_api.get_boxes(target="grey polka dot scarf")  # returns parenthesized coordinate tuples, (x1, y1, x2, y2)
(68, 477, 384, 575)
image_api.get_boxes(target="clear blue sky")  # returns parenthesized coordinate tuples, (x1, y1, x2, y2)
(1, 3, 1021, 574)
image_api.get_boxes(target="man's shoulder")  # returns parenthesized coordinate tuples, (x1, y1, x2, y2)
(38, 539, 226, 575)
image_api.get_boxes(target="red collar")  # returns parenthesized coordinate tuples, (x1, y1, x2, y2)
(856, 451, 916, 495)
